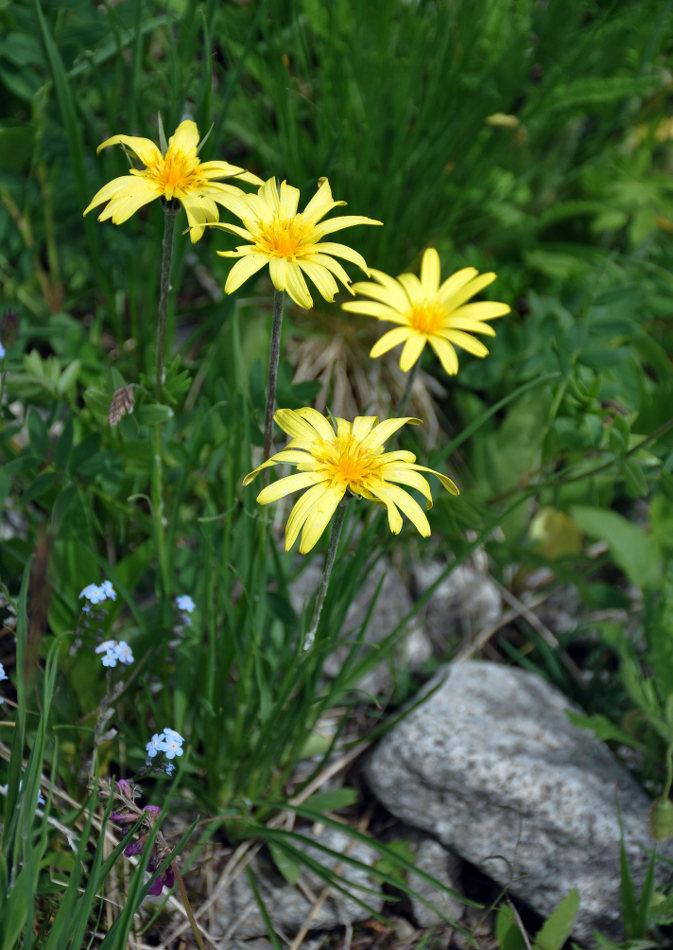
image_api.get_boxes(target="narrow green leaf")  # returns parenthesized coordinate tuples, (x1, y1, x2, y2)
(268, 840, 302, 884)
(571, 505, 662, 590)
(534, 887, 579, 950)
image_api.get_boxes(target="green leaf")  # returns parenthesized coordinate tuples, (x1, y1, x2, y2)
(304, 788, 358, 812)
(268, 840, 302, 884)
(534, 887, 579, 950)
(22, 471, 58, 504)
(566, 711, 642, 748)
(55, 359, 81, 395)
(495, 903, 528, 950)
(54, 415, 73, 471)
(27, 408, 48, 458)
(571, 506, 662, 590)
(134, 403, 174, 425)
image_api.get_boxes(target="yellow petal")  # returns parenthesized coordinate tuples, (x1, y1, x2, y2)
(361, 417, 421, 452)
(442, 272, 497, 311)
(399, 333, 426, 372)
(96, 133, 162, 166)
(410, 463, 460, 496)
(96, 179, 162, 223)
(346, 278, 409, 312)
(297, 259, 339, 302)
(301, 177, 346, 226)
(382, 466, 433, 503)
(342, 300, 403, 321)
(397, 272, 423, 303)
(311, 215, 382, 239)
(274, 408, 324, 443)
(429, 336, 459, 375)
(441, 316, 496, 336)
(376, 483, 430, 536)
(351, 416, 379, 441)
(168, 120, 199, 154)
(224, 254, 268, 294)
(299, 488, 345, 553)
(279, 180, 301, 217)
(294, 407, 337, 441)
(449, 300, 510, 322)
(285, 483, 330, 550)
(284, 263, 314, 309)
(242, 456, 279, 486)
(370, 327, 412, 359)
(420, 248, 441, 292)
(83, 175, 138, 216)
(257, 471, 325, 504)
(441, 329, 490, 358)
(437, 267, 480, 304)
(311, 241, 370, 274)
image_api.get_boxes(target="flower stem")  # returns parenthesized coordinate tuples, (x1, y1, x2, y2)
(150, 201, 178, 598)
(303, 500, 348, 652)
(397, 360, 420, 416)
(264, 289, 286, 459)
(156, 200, 179, 401)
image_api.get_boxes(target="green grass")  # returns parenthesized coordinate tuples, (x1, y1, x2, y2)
(2, 0, 673, 945)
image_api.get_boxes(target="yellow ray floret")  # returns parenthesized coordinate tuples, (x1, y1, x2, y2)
(83, 119, 262, 242)
(342, 247, 510, 375)
(243, 407, 459, 553)
(213, 177, 382, 309)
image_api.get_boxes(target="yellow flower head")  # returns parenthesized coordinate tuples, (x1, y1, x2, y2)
(342, 247, 510, 375)
(83, 119, 263, 242)
(243, 407, 459, 554)
(215, 177, 382, 309)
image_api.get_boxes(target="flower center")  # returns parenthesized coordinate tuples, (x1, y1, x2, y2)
(315, 434, 383, 489)
(150, 146, 200, 198)
(408, 299, 446, 335)
(259, 215, 311, 259)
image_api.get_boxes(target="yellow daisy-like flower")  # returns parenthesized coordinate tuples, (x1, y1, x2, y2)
(215, 177, 382, 309)
(243, 407, 459, 554)
(83, 119, 263, 243)
(342, 248, 510, 375)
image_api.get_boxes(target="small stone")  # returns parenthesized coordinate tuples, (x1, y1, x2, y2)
(412, 562, 501, 649)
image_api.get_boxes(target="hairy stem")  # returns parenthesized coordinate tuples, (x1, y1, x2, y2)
(264, 289, 286, 459)
(303, 501, 347, 652)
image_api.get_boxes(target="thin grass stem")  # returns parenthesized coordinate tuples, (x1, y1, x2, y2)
(303, 501, 348, 653)
(396, 360, 420, 417)
(264, 289, 285, 459)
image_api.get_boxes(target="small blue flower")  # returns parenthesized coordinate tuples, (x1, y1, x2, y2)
(80, 583, 106, 604)
(162, 727, 184, 747)
(165, 762, 175, 776)
(100, 580, 117, 601)
(114, 641, 134, 665)
(0, 663, 7, 682)
(145, 733, 164, 759)
(161, 735, 184, 760)
(176, 595, 195, 614)
(0, 343, 5, 360)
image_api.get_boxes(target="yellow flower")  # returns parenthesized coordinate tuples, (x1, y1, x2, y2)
(243, 407, 459, 553)
(215, 177, 382, 309)
(83, 119, 262, 242)
(342, 248, 510, 375)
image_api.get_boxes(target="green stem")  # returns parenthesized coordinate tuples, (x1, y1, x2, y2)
(264, 289, 286, 459)
(396, 360, 420, 417)
(151, 424, 170, 594)
(150, 201, 178, 598)
(663, 737, 673, 801)
(156, 200, 179, 401)
(303, 501, 348, 652)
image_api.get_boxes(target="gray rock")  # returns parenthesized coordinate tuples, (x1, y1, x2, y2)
(364, 660, 665, 944)
(412, 562, 501, 648)
(397, 829, 465, 927)
(291, 560, 431, 695)
(212, 827, 383, 940)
